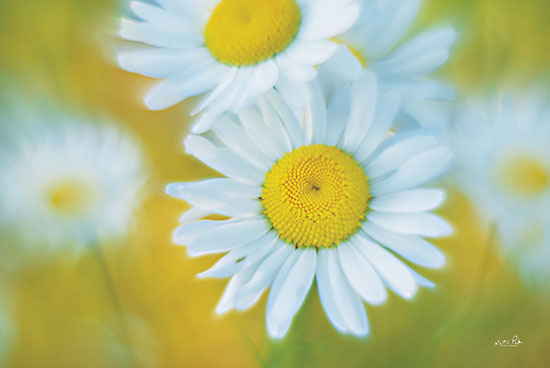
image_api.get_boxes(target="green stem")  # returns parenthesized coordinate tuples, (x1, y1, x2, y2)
(91, 242, 138, 368)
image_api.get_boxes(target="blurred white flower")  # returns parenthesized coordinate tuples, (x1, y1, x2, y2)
(452, 91, 550, 294)
(167, 73, 451, 339)
(319, 0, 456, 128)
(0, 106, 147, 253)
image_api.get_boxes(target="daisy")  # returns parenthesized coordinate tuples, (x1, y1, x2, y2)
(319, 0, 456, 128)
(167, 72, 452, 338)
(117, 0, 359, 130)
(452, 91, 550, 294)
(0, 106, 147, 252)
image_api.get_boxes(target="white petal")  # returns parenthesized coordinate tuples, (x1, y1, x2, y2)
(173, 220, 218, 244)
(238, 108, 285, 161)
(216, 263, 259, 314)
(342, 71, 378, 154)
(372, 28, 456, 77)
(365, 0, 420, 57)
(308, 79, 328, 144)
(363, 222, 445, 268)
(130, 2, 177, 25)
(370, 188, 445, 213)
(167, 178, 261, 200)
(355, 91, 401, 163)
(235, 242, 293, 310)
(319, 45, 363, 82)
(119, 18, 201, 48)
(367, 212, 452, 238)
(178, 207, 211, 223)
(316, 249, 348, 333)
(232, 61, 280, 112)
(405, 265, 436, 289)
(261, 89, 304, 148)
(324, 86, 351, 146)
(190, 111, 217, 134)
(284, 40, 338, 66)
(132, 0, 204, 26)
(370, 146, 453, 196)
(117, 47, 208, 79)
(190, 68, 239, 115)
(353, 234, 417, 299)
(178, 217, 270, 256)
(144, 64, 225, 110)
(337, 242, 387, 305)
(166, 179, 261, 217)
(266, 248, 316, 339)
(237, 233, 281, 270)
(211, 116, 273, 171)
(277, 54, 317, 82)
(300, 3, 360, 41)
(196, 232, 278, 279)
(257, 94, 294, 154)
(364, 129, 441, 178)
(265, 250, 300, 318)
(322, 248, 369, 336)
(196, 68, 256, 118)
(184, 135, 265, 185)
(275, 75, 311, 108)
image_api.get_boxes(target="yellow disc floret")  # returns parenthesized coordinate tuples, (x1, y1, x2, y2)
(205, 0, 301, 66)
(47, 178, 96, 215)
(496, 154, 549, 198)
(261, 145, 371, 248)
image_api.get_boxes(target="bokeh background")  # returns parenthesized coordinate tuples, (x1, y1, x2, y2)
(1, 0, 549, 367)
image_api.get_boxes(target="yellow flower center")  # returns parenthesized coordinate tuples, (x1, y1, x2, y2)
(47, 179, 96, 215)
(261, 145, 370, 248)
(496, 155, 549, 198)
(204, 0, 301, 66)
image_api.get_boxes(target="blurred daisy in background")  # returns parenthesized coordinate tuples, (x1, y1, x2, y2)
(167, 72, 452, 339)
(0, 101, 147, 255)
(320, 0, 456, 128)
(452, 90, 550, 295)
(117, 0, 359, 132)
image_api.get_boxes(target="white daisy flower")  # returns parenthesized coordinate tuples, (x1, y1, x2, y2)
(0, 107, 147, 252)
(167, 72, 452, 338)
(319, 0, 456, 127)
(452, 91, 550, 294)
(117, 0, 359, 129)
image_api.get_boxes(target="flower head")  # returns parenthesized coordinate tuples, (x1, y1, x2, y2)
(167, 73, 452, 338)
(321, 0, 456, 127)
(452, 91, 550, 293)
(0, 106, 147, 252)
(118, 0, 359, 130)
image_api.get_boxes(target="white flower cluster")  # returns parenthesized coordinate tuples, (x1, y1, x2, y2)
(1, 0, 546, 348)
(118, 0, 549, 339)
(119, 0, 460, 338)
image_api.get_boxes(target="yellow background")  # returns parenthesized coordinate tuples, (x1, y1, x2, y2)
(0, 0, 549, 367)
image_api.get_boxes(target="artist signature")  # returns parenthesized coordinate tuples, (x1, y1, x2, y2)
(494, 335, 523, 348)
